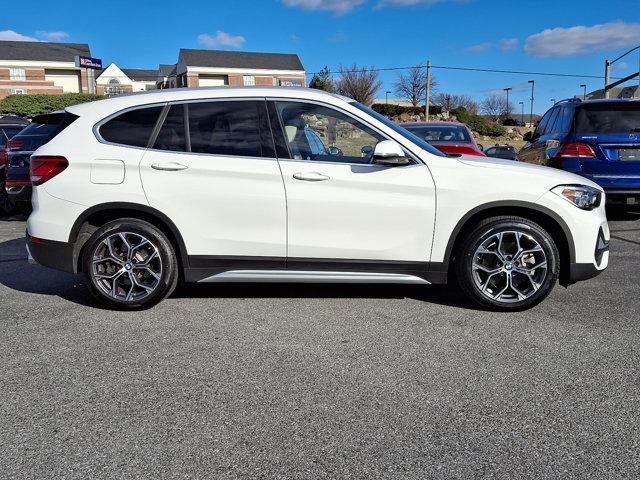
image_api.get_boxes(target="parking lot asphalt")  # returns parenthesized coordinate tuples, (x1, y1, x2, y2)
(1, 214, 639, 479)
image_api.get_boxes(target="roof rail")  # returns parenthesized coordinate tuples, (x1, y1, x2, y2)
(555, 98, 582, 105)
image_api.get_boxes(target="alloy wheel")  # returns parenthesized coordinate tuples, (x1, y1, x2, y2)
(91, 232, 163, 302)
(471, 230, 548, 303)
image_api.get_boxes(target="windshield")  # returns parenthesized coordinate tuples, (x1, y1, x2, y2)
(574, 103, 640, 134)
(403, 124, 471, 143)
(350, 102, 445, 157)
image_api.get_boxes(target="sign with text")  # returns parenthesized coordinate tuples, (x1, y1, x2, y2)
(75, 55, 103, 69)
(280, 79, 303, 87)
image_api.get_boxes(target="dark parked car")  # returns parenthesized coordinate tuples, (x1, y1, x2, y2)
(517, 98, 640, 209)
(502, 118, 526, 127)
(400, 121, 485, 156)
(5, 112, 73, 210)
(484, 144, 517, 160)
(0, 116, 30, 214)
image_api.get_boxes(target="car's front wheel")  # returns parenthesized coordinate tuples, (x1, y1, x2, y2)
(455, 216, 560, 310)
(82, 218, 178, 309)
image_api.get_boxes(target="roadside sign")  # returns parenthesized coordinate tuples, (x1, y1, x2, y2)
(74, 55, 103, 69)
(280, 79, 303, 87)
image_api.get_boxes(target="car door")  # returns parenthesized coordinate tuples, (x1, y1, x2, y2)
(518, 108, 554, 164)
(139, 99, 286, 264)
(269, 99, 436, 269)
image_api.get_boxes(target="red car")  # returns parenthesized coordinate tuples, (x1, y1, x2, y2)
(400, 121, 485, 157)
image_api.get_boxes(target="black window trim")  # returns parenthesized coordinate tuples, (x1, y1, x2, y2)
(94, 101, 168, 150)
(145, 97, 275, 160)
(266, 97, 420, 167)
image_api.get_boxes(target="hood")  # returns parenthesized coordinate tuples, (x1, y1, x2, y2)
(455, 154, 602, 191)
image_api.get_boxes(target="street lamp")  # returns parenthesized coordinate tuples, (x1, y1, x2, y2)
(519, 101, 525, 125)
(550, 98, 556, 105)
(385, 90, 391, 104)
(528, 80, 535, 127)
(580, 84, 587, 100)
(503, 87, 512, 118)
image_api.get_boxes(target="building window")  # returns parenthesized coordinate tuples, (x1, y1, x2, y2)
(243, 75, 255, 86)
(10, 68, 26, 81)
(12, 89, 26, 95)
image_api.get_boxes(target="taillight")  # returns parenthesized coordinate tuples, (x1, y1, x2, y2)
(7, 139, 24, 151)
(555, 143, 596, 158)
(29, 156, 68, 186)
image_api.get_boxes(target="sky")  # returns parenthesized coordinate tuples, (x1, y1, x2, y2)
(1, 0, 639, 114)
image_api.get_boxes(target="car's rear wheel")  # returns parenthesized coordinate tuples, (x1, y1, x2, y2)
(455, 216, 560, 310)
(82, 219, 178, 309)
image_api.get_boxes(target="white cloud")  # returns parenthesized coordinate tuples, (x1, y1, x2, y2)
(36, 31, 69, 41)
(197, 31, 246, 48)
(500, 38, 518, 51)
(525, 21, 640, 58)
(377, 0, 470, 7)
(281, 0, 364, 14)
(0, 30, 38, 42)
(465, 42, 492, 53)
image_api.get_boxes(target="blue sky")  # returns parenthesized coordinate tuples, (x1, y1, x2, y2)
(1, 0, 639, 114)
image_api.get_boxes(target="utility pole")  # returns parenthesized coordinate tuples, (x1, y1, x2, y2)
(385, 90, 390, 104)
(528, 80, 535, 127)
(503, 87, 512, 119)
(580, 84, 587, 100)
(604, 59, 611, 99)
(425, 60, 431, 121)
(519, 101, 524, 125)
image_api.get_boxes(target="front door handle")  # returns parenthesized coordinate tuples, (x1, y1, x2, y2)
(151, 162, 188, 171)
(293, 172, 330, 182)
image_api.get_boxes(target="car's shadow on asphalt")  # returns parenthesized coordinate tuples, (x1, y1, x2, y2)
(0, 237, 475, 311)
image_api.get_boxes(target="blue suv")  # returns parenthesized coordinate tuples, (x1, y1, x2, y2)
(517, 98, 640, 209)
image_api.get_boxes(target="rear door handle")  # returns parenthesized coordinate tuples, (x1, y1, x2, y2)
(293, 172, 330, 182)
(151, 162, 188, 171)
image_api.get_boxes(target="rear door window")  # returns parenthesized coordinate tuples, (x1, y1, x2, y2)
(187, 100, 267, 157)
(153, 104, 187, 152)
(99, 106, 164, 147)
(542, 107, 560, 136)
(574, 103, 640, 134)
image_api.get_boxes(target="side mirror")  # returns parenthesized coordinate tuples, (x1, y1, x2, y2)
(361, 145, 373, 156)
(523, 131, 533, 142)
(477, 144, 484, 152)
(373, 140, 410, 167)
(327, 146, 343, 156)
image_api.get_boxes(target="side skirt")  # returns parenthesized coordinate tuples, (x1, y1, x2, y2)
(197, 270, 431, 284)
(184, 256, 448, 285)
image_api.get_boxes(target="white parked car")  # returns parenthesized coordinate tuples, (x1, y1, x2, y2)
(26, 87, 609, 310)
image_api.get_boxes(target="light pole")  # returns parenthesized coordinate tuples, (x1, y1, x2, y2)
(519, 101, 524, 125)
(385, 90, 391, 104)
(550, 98, 556, 105)
(580, 84, 587, 100)
(528, 80, 535, 127)
(503, 87, 512, 119)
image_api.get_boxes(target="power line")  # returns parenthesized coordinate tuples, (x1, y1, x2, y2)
(310, 64, 622, 80)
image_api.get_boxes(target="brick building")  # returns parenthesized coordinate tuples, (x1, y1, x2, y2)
(174, 49, 305, 89)
(0, 41, 93, 99)
(96, 63, 158, 95)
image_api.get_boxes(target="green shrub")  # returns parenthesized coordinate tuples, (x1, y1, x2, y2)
(452, 106, 506, 137)
(371, 103, 441, 117)
(0, 93, 104, 118)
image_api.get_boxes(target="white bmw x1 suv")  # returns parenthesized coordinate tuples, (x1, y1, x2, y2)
(26, 87, 609, 310)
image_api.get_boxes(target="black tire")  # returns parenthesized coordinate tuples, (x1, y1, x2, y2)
(454, 216, 560, 311)
(82, 218, 178, 310)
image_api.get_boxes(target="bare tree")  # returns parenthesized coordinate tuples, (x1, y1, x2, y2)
(334, 64, 382, 106)
(393, 65, 437, 107)
(433, 93, 479, 114)
(480, 94, 507, 121)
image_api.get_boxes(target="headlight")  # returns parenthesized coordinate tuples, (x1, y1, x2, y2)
(551, 185, 602, 210)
